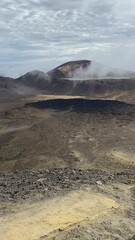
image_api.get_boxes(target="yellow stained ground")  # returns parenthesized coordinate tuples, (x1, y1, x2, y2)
(0, 189, 118, 240)
(108, 150, 135, 166)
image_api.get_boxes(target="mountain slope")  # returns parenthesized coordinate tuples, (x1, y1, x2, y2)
(47, 60, 91, 79)
(0, 60, 135, 102)
(15, 60, 135, 96)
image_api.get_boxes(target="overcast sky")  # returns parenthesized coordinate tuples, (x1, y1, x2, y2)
(0, 0, 135, 77)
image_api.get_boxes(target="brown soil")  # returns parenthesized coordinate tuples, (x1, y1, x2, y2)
(0, 97, 135, 239)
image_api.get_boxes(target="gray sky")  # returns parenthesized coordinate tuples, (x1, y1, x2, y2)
(0, 0, 135, 77)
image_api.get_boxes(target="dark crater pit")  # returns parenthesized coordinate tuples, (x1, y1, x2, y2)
(25, 99, 135, 115)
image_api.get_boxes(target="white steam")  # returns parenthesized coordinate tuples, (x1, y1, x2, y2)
(67, 62, 134, 80)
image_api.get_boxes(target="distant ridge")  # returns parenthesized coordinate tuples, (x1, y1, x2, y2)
(47, 60, 91, 79)
(0, 60, 135, 101)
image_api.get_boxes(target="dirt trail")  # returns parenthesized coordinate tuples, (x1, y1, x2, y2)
(0, 125, 30, 134)
(0, 189, 118, 240)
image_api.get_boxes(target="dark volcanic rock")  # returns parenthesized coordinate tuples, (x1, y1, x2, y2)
(25, 99, 135, 114)
(0, 169, 134, 204)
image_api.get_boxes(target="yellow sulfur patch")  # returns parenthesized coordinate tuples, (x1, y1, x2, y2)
(108, 150, 135, 166)
(0, 189, 118, 240)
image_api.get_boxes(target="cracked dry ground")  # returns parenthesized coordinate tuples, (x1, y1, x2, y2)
(0, 99, 135, 240)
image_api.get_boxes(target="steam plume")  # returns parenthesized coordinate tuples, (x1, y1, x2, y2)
(67, 62, 133, 80)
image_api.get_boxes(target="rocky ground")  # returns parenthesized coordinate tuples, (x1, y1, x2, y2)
(0, 169, 135, 205)
(0, 169, 135, 240)
(0, 97, 135, 240)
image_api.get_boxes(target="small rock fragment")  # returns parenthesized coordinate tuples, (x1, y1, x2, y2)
(95, 180, 102, 185)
